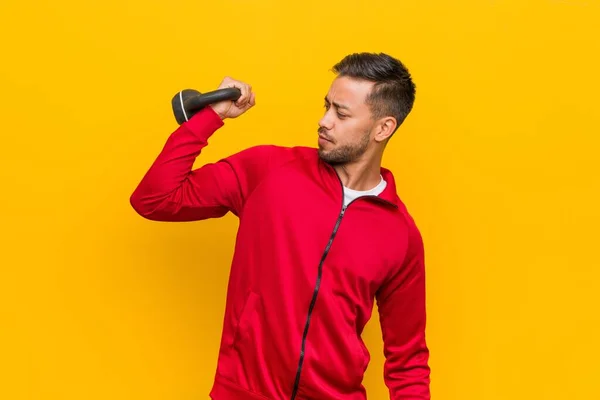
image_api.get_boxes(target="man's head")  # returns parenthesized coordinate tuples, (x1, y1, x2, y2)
(317, 52, 416, 165)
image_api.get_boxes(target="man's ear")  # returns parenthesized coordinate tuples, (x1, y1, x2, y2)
(374, 116, 397, 143)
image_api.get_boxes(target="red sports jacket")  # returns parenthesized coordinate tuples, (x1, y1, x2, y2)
(130, 106, 431, 399)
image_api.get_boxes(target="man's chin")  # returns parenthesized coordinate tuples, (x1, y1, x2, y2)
(317, 149, 340, 165)
(317, 142, 329, 156)
(317, 148, 329, 161)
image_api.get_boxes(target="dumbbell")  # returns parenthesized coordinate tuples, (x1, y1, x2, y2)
(171, 88, 242, 125)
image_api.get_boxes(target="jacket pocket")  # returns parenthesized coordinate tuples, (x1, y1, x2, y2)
(231, 291, 259, 349)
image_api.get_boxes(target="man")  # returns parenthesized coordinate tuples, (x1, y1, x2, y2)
(130, 52, 430, 399)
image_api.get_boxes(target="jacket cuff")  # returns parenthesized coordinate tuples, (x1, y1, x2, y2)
(182, 106, 225, 140)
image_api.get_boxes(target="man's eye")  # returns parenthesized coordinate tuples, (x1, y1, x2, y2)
(324, 103, 345, 118)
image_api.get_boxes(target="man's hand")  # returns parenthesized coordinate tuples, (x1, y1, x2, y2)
(210, 76, 256, 120)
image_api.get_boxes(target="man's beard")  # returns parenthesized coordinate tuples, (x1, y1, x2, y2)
(318, 128, 371, 165)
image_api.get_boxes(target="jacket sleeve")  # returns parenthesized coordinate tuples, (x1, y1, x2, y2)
(130, 106, 281, 222)
(376, 218, 431, 399)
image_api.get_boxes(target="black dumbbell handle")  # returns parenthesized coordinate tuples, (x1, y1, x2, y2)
(184, 88, 241, 114)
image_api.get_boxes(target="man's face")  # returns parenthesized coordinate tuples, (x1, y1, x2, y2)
(317, 76, 376, 165)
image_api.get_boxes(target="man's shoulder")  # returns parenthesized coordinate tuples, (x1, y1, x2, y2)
(383, 188, 423, 250)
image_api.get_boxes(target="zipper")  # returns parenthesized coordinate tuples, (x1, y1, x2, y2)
(290, 203, 346, 400)
(289, 166, 397, 399)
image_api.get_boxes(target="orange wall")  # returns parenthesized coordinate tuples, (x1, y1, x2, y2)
(1, 0, 599, 399)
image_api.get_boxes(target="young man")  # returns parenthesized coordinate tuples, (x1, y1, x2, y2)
(130, 52, 430, 399)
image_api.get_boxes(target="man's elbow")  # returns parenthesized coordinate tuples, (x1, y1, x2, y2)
(130, 192, 151, 219)
(129, 189, 163, 221)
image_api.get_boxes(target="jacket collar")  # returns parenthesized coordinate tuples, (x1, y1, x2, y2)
(378, 167, 401, 208)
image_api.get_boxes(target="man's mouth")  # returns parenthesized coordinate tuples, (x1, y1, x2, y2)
(318, 130, 333, 143)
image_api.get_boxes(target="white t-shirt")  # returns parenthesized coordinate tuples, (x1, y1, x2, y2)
(343, 175, 387, 207)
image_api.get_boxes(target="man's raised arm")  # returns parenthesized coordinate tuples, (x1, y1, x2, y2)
(130, 77, 271, 221)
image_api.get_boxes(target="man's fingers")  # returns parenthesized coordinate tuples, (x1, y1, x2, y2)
(235, 83, 250, 108)
(218, 77, 253, 112)
(240, 92, 256, 111)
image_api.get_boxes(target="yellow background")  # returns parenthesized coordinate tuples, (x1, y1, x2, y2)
(1, 0, 599, 399)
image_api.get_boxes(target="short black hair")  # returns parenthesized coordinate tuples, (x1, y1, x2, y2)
(332, 52, 416, 134)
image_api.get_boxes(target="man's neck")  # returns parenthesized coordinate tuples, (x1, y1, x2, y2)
(333, 158, 382, 191)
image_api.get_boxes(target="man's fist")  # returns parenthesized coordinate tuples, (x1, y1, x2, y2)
(209, 77, 256, 120)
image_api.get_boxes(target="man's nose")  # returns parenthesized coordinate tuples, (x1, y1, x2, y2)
(319, 112, 333, 130)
